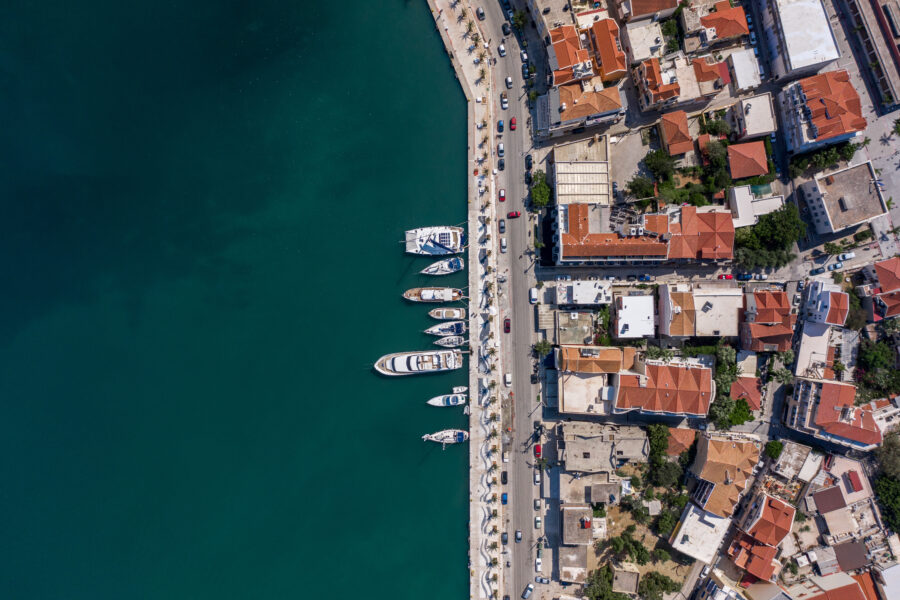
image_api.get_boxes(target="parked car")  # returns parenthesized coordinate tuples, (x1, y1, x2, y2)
(529, 287, 538, 304)
(534, 498, 541, 510)
(499, 188, 506, 202)
(515, 530, 523, 543)
(501, 93, 508, 110)
(793, 293, 801, 304)
(508, 210, 521, 218)
(476, 7, 485, 20)
(505, 76, 513, 89)
(639, 274, 652, 282)
(811, 267, 826, 275)
(798, 280, 806, 290)
(510, 117, 517, 130)
(504, 373, 512, 387)
(501, 237, 507, 253)
(522, 584, 534, 599)
(535, 557, 542, 572)
(828, 262, 844, 271)
(498, 44, 507, 57)
(755, 273, 768, 280)
(839, 252, 856, 260)
(535, 577, 550, 585)
(525, 154, 533, 170)
(612, 181, 619, 197)
(502, 531, 509, 544)
(502, 22, 511, 35)
(521, 63, 530, 79)
(504, 317, 511, 333)
(534, 443, 542, 458)
(521, 50, 528, 62)
(499, 219, 506, 233)
(533, 470, 540, 485)
(534, 516, 542, 529)
(718, 274, 734, 280)
(736, 273, 753, 281)
(525, 170, 532, 184)
(770, 132, 777, 144)
(497, 120, 504, 132)
(750, 31, 757, 45)
(501, 492, 508, 505)
(498, 142, 505, 157)
(498, 158, 505, 170)
(501, 470, 508, 484)
(627, 275, 637, 282)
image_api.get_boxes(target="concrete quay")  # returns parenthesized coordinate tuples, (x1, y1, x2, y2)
(424, 0, 506, 597)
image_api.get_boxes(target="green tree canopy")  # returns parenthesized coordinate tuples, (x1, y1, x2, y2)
(765, 440, 784, 460)
(859, 340, 893, 371)
(627, 175, 656, 199)
(531, 170, 552, 208)
(639, 572, 680, 600)
(644, 149, 677, 181)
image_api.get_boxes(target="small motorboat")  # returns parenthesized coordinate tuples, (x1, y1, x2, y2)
(421, 257, 465, 276)
(452, 386, 468, 394)
(425, 321, 467, 336)
(426, 393, 467, 407)
(423, 429, 469, 445)
(434, 335, 466, 348)
(429, 307, 467, 320)
(403, 287, 464, 303)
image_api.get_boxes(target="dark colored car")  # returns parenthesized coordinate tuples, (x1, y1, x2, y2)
(497, 119, 504, 132)
(476, 7, 485, 20)
(525, 154, 533, 170)
(504, 317, 511, 333)
(525, 171, 532, 184)
(508, 211, 521, 218)
(502, 532, 508, 545)
(572, 126, 585, 134)
(736, 273, 753, 281)
(501, 492, 508, 505)
(502, 22, 511, 35)
(521, 63, 530, 79)
(811, 267, 826, 275)
(638, 274, 651, 281)
(499, 158, 505, 170)
(499, 218, 506, 233)
(501, 470, 508, 484)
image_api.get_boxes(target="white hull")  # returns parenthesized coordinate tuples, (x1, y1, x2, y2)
(403, 287, 463, 303)
(452, 386, 468, 393)
(435, 335, 465, 348)
(426, 393, 468, 407)
(405, 226, 465, 256)
(424, 321, 467, 336)
(374, 349, 463, 376)
(421, 257, 465, 276)
(423, 429, 469, 444)
(429, 307, 467, 320)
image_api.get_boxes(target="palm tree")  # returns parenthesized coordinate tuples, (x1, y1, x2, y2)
(472, 32, 480, 45)
(479, 67, 486, 81)
(466, 20, 474, 33)
(478, 50, 487, 62)
(490, 542, 498, 550)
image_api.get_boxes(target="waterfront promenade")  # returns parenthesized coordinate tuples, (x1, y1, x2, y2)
(425, 0, 505, 597)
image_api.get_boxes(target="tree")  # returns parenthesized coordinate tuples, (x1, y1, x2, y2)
(859, 339, 893, 371)
(655, 510, 678, 537)
(647, 424, 670, 457)
(729, 398, 754, 427)
(772, 368, 794, 386)
(534, 339, 552, 357)
(650, 459, 683, 488)
(876, 432, 900, 479)
(627, 175, 656, 199)
(709, 397, 736, 430)
(778, 349, 795, 366)
(531, 170, 552, 208)
(644, 149, 677, 181)
(512, 10, 527, 31)
(823, 242, 842, 255)
(652, 548, 671, 563)
(584, 565, 630, 600)
(639, 572, 680, 600)
(765, 440, 784, 460)
(874, 475, 900, 532)
(630, 543, 651, 565)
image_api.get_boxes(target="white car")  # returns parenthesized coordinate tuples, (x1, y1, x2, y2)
(755, 273, 768, 280)
(534, 516, 542, 529)
(501, 237, 507, 253)
(501, 96, 508, 109)
(839, 252, 856, 260)
(529, 287, 538, 304)
(535, 557, 543, 572)
(533, 470, 540, 485)
(506, 76, 513, 88)
(498, 44, 507, 57)
(521, 50, 528, 62)
(498, 142, 504, 157)
(505, 373, 512, 387)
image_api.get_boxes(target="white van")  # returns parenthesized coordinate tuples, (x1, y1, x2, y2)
(529, 287, 538, 304)
(839, 252, 856, 261)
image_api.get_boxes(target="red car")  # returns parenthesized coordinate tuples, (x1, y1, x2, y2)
(534, 444, 542, 459)
(504, 317, 511, 333)
(507, 211, 521, 218)
(510, 117, 517, 130)
(718, 274, 734, 280)
(499, 189, 506, 202)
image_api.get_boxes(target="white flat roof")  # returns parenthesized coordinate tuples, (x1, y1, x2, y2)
(625, 20, 663, 63)
(730, 49, 761, 89)
(670, 503, 732, 564)
(741, 94, 776, 136)
(774, 0, 840, 71)
(692, 288, 743, 337)
(794, 320, 831, 377)
(616, 295, 655, 338)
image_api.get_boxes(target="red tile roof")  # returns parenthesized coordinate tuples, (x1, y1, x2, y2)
(753, 291, 792, 323)
(742, 291, 797, 352)
(616, 363, 713, 416)
(826, 291, 849, 325)
(692, 57, 729, 83)
(550, 26, 590, 70)
(660, 110, 694, 155)
(798, 70, 867, 142)
(591, 19, 626, 79)
(628, 0, 679, 18)
(879, 291, 900, 317)
(700, 1, 750, 38)
(642, 58, 680, 103)
(728, 141, 769, 179)
(747, 495, 795, 546)
(561, 203, 668, 258)
(852, 571, 879, 600)
(814, 382, 883, 447)
(667, 206, 735, 260)
(745, 542, 778, 581)
(731, 376, 762, 411)
(804, 582, 867, 600)
(874, 257, 900, 293)
(666, 427, 697, 456)
(558, 83, 623, 121)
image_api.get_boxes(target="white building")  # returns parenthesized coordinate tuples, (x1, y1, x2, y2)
(804, 280, 849, 327)
(798, 162, 887, 234)
(623, 20, 664, 64)
(670, 503, 732, 564)
(760, 0, 840, 80)
(727, 49, 762, 93)
(729, 186, 784, 228)
(658, 283, 743, 337)
(615, 294, 655, 338)
(732, 93, 776, 140)
(555, 280, 613, 306)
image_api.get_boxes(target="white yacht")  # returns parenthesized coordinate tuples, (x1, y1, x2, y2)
(429, 307, 467, 320)
(403, 287, 463, 303)
(423, 429, 469, 444)
(434, 335, 465, 348)
(405, 226, 465, 256)
(424, 321, 467, 336)
(426, 393, 467, 407)
(374, 349, 462, 376)
(421, 257, 465, 276)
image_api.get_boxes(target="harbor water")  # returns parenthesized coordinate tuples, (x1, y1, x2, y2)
(0, 1, 469, 597)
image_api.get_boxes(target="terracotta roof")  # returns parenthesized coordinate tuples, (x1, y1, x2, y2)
(590, 19, 626, 79)
(798, 70, 867, 142)
(803, 582, 867, 600)
(744, 541, 778, 581)
(660, 110, 694, 155)
(665, 427, 697, 456)
(825, 291, 849, 325)
(851, 571, 879, 600)
(668, 291, 696, 336)
(643, 214, 669, 234)
(561, 203, 668, 258)
(753, 291, 792, 323)
(642, 58, 680, 103)
(728, 141, 769, 179)
(879, 291, 900, 317)
(616, 363, 713, 416)
(814, 382, 882, 447)
(700, 1, 750, 38)
(692, 436, 760, 517)
(667, 206, 735, 260)
(874, 257, 900, 293)
(747, 494, 795, 546)
(559, 346, 626, 373)
(550, 26, 591, 71)
(743, 320, 795, 352)
(731, 377, 762, 411)
(692, 57, 723, 82)
(558, 82, 622, 121)
(628, 0, 679, 19)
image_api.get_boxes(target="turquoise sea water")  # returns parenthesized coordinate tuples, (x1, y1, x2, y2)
(0, 2, 469, 597)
